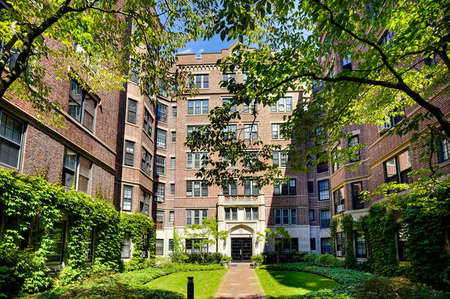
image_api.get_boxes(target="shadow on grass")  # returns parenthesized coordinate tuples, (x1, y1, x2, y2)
(36, 280, 185, 299)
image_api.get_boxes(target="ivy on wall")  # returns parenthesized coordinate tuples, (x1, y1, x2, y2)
(0, 169, 154, 297)
(342, 214, 357, 269)
(329, 218, 338, 257)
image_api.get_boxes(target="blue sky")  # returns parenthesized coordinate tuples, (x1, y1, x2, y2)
(178, 35, 234, 54)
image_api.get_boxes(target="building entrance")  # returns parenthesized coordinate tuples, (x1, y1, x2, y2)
(231, 238, 252, 261)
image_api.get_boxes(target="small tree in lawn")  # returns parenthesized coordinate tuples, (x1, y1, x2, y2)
(259, 227, 290, 264)
(184, 218, 229, 256)
(170, 228, 188, 264)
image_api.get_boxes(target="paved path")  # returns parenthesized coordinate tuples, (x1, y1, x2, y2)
(213, 263, 266, 299)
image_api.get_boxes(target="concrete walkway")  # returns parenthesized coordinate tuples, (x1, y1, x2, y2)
(213, 263, 266, 299)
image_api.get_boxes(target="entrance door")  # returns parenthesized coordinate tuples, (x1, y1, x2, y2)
(231, 238, 252, 261)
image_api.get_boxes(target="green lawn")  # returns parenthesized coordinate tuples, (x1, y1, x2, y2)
(145, 269, 227, 299)
(255, 269, 338, 297)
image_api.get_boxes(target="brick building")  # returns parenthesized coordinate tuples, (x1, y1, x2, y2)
(151, 43, 332, 260)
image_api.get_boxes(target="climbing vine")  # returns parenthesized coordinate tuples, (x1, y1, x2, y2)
(342, 214, 357, 269)
(0, 169, 154, 297)
(329, 218, 338, 257)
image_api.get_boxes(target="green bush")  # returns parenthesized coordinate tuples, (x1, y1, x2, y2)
(251, 254, 264, 266)
(315, 254, 343, 267)
(184, 252, 225, 264)
(357, 277, 450, 299)
(304, 253, 319, 262)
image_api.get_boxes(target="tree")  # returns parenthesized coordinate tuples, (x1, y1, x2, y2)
(187, 0, 449, 186)
(0, 0, 210, 124)
(184, 218, 229, 253)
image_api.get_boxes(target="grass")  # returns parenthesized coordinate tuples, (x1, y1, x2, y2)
(145, 269, 227, 299)
(256, 269, 338, 298)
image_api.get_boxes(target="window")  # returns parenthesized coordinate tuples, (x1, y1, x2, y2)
(351, 182, 364, 210)
(155, 239, 164, 255)
(224, 124, 237, 140)
(222, 98, 237, 112)
(186, 209, 208, 225)
(169, 239, 174, 251)
(397, 227, 408, 261)
(336, 232, 345, 257)
(127, 99, 137, 124)
(333, 187, 345, 214)
(124, 141, 135, 166)
(271, 97, 292, 112)
(276, 238, 299, 253)
(348, 135, 360, 162)
(320, 210, 331, 228)
(310, 238, 316, 250)
(242, 72, 247, 82)
(244, 124, 258, 140)
(121, 238, 132, 258)
(187, 99, 209, 115)
(186, 152, 208, 169)
(321, 238, 332, 254)
(155, 155, 165, 175)
(271, 123, 284, 139)
(141, 148, 152, 175)
(307, 181, 314, 193)
(222, 181, 237, 195)
(318, 180, 330, 201)
(274, 208, 297, 225)
(0, 110, 23, 168)
(156, 210, 164, 229)
(185, 238, 208, 252)
(224, 207, 238, 221)
(273, 151, 288, 167)
(69, 80, 96, 132)
(143, 108, 153, 137)
(383, 150, 411, 183)
(378, 114, 404, 132)
(186, 180, 208, 197)
(355, 232, 367, 258)
(222, 73, 236, 83)
(172, 106, 177, 117)
(140, 191, 150, 216)
(190, 74, 209, 89)
(170, 183, 175, 195)
(273, 179, 296, 195)
(316, 156, 329, 173)
(245, 208, 259, 220)
(157, 104, 168, 122)
(309, 210, 315, 222)
(62, 149, 92, 193)
(187, 125, 205, 137)
(341, 55, 352, 71)
(159, 79, 168, 98)
(171, 131, 176, 142)
(155, 183, 165, 201)
(47, 221, 66, 263)
(169, 211, 175, 224)
(437, 137, 449, 163)
(170, 157, 176, 169)
(331, 147, 342, 173)
(244, 180, 259, 195)
(156, 128, 167, 148)
(243, 100, 257, 113)
(129, 59, 139, 84)
(122, 185, 133, 211)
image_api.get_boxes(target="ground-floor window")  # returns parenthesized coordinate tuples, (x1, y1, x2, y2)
(47, 221, 66, 263)
(336, 232, 345, 257)
(168, 239, 174, 252)
(121, 238, 132, 259)
(185, 238, 208, 253)
(310, 238, 316, 250)
(276, 238, 298, 253)
(155, 239, 164, 255)
(320, 238, 332, 254)
(397, 228, 408, 261)
(355, 231, 367, 258)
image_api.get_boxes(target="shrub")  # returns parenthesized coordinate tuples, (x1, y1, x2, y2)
(251, 254, 264, 266)
(170, 252, 189, 264)
(357, 277, 450, 299)
(315, 254, 343, 267)
(221, 255, 231, 264)
(304, 253, 319, 262)
(184, 252, 225, 264)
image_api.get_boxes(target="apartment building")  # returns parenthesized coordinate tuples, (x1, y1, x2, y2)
(152, 43, 332, 260)
(329, 53, 450, 260)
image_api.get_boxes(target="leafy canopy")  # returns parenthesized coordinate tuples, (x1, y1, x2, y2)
(187, 0, 449, 186)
